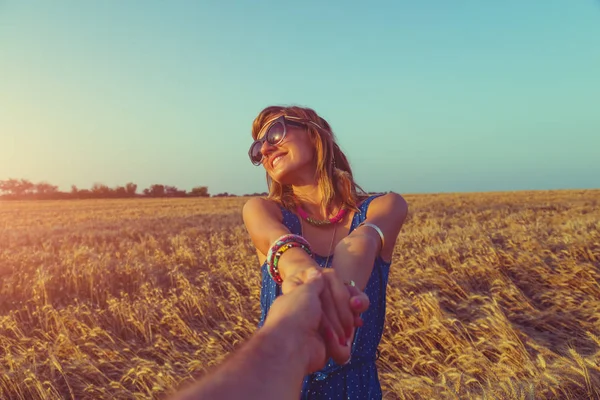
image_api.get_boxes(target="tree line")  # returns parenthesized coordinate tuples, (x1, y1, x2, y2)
(0, 178, 266, 200)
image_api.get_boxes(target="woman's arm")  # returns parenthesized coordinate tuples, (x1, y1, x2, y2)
(242, 197, 318, 280)
(332, 192, 408, 290)
(242, 197, 355, 358)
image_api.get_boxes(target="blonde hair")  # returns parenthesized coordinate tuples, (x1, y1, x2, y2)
(251, 105, 367, 215)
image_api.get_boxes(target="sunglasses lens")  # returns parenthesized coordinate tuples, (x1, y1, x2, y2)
(266, 121, 285, 144)
(250, 142, 263, 164)
(249, 119, 287, 165)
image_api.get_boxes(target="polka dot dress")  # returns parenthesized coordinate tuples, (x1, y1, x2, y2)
(258, 195, 391, 399)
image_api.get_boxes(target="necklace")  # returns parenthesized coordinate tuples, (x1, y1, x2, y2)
(296, 204, 348, 226)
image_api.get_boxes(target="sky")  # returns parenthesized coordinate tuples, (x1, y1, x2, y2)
(1, 1, 598, 195)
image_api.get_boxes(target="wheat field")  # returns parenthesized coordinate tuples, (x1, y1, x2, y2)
(0, 190, 599, 399)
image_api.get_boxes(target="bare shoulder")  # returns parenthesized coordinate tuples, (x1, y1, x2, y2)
(243, 197, 290, 258)
(369, 192, 408, 223)
(242, 196, 283, 225)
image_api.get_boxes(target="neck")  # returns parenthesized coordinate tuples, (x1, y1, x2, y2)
(291, 182, 339, 219)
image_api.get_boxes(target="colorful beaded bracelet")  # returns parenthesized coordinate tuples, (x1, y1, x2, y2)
(270, 242, 312, 284)
(267, 235, 312, 284)
(266, 234, 313, 285)
(266, 234, 311, 266)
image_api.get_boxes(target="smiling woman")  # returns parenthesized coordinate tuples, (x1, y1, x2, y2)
(242, 105, 408, 399)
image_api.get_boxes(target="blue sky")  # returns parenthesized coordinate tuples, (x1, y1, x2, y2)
(1, 1, 598, 195)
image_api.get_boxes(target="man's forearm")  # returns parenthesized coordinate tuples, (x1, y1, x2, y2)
(172, 326, 306, 400)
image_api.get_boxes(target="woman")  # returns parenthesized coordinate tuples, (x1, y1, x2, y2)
(243, 105, 408, 399)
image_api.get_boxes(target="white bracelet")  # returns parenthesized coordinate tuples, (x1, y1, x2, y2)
(357, 222, 385, 251)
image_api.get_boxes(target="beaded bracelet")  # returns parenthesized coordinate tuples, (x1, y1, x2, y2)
(270, 242, 313, 284)
(266, 234, 311, 266)
(267, 235, 312, 284)
(266, 234, 313, 284)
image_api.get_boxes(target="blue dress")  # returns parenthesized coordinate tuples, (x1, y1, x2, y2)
(258, 194, 391, 399)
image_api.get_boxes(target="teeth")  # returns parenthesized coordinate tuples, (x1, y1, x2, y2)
(272, 155, 284, 167)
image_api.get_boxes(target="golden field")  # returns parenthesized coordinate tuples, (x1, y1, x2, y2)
(0, 190, 599, 399)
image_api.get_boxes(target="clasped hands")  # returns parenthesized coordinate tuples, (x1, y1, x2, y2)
(262, 267, 370, 374)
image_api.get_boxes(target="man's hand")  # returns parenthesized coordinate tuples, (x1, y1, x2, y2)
(263, 269, 327, 373)
(170, 270, 370, 400)
(282, 266, 352, 352)
(267, 269, 370, 372)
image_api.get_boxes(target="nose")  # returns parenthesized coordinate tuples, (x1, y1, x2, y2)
(260, 139, 276, 160)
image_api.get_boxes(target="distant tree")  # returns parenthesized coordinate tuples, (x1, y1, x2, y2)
(152, 184, 165, 197)
(189, 186, 209, 197)
(165, 185, 175, 194)
(165, 185, 186, 197)
(0, 178, 35, 197)
(0, 179, 220, 200)
(78, 189, 92, 199)
(91, 183, 112, 198)
(35, 182, 59, 196)
(18, 179, 35, 196)
(114, 186, 127, 197)
(27, 182, 58, 199)
(144, 184, 166, 197)
(125, 182, 137, 197)
(0, 179, 18, 195)
(213, 192, 237, 198)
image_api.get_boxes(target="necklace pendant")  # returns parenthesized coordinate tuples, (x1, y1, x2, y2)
(299, 206, 348, 227)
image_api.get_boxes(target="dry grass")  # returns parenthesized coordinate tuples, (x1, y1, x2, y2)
(0, 190, 599, 399)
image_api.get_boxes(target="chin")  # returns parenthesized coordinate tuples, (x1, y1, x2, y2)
(269, 166, 296, 185)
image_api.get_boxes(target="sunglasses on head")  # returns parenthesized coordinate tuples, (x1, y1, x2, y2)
(248, 115, 320, 166)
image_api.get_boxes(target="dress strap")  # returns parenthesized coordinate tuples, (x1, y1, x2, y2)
(355, 193, 385, 226)
(278, 204, 302, 235)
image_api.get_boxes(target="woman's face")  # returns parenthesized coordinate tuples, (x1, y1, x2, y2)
(257, 119, 316, 185)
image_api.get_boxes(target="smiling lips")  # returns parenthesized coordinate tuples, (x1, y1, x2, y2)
(269, 153, 286, 168)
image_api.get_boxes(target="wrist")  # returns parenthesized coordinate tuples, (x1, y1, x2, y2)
(182, 319, 309, 399)
(279, 248, 321, 280)
(257, 323, 309, 376)
(281, 265, 324, 296)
